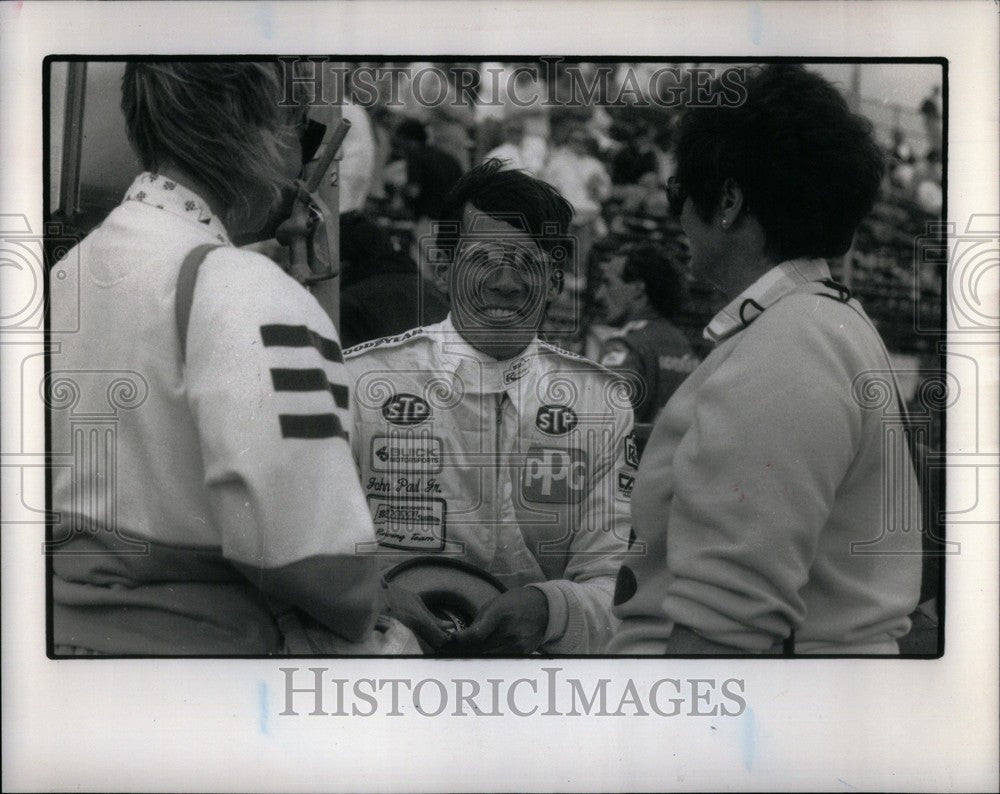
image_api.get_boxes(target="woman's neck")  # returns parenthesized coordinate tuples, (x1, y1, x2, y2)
(156, 166, 228, 230)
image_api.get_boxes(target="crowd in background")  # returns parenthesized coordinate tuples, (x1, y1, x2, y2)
(332, 62, 943, 369)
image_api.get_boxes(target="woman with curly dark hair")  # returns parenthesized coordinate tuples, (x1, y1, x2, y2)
(609, 64, 923, 655)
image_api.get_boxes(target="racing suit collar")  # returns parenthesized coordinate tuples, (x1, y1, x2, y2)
(434, 314, 540, 398)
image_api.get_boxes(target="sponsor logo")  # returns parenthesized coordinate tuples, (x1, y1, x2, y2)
(503, 356, 530, 384)
(535, 404, 579, 436)
(344, 327, 424, 357)
(623, 432, 640, 469)
(367, 496, 447, 551)
(382, 393, 432, 426)
(521, 447, 588, 504)
(616, 470, 635, 501)
(370, 436, 443, 472)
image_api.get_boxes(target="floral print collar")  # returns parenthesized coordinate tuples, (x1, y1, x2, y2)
(123, 172, 230, 244)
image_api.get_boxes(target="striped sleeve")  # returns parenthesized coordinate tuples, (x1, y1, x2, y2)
(184, 250, 376, 570)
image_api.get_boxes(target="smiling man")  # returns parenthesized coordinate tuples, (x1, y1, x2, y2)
(344, 159, 635, 655)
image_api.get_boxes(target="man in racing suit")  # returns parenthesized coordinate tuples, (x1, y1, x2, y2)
(595, 242, 699, 424)
(345, 160, 635, 655)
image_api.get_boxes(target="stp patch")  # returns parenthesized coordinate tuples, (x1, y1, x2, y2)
(367, 495, 446, 551)
(521, 446, 588, 504)
(535, 404, 578, 436)
(382, 393, 432, 426)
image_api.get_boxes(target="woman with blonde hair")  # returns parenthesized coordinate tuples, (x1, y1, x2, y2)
(48, 61, 400, 655)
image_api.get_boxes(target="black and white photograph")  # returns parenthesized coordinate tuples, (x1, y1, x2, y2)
(2, 2, 997, 792)
(41, 56, 947, 658)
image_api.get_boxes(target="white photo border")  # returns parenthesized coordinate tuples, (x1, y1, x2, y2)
(2, 2, 997, 791)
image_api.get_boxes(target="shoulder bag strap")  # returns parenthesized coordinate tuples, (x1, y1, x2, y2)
(175, 244, 223, 363)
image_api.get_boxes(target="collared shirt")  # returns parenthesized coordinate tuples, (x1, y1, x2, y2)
(123, 171, 230, 244)
(49, 172, 375, 654)
(610, 259, 922, 654)
(344, 315, 635, 653)
(703, 258, 832, 344)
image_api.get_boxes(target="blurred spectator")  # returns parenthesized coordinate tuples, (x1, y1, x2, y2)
(484, 114, 546, 174)
(339, 209, 449, 348)
(919, 85, 942, 156)
(594, 242, 698, 422)
(890, 127, 916, 167)
(913, 149, 943, 216)
(542, 121, 612, 277)
(394, 118, 464, 221)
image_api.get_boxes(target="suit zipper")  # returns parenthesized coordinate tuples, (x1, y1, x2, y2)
(495, 392, 505, 526)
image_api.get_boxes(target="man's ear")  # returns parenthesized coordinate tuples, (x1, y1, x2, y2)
(548, 268, 564, 299)
(432, 260, 450, 297)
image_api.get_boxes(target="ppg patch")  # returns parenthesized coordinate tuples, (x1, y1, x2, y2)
(623, 431, 639, 469)
(535, 404, 578, 436)
(616, 469, 635, 501)
(521, 447, 588, 504)
(367, 496, 446, 551)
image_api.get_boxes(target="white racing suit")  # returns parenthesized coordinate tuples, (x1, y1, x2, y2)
(345, 317, 636, 653)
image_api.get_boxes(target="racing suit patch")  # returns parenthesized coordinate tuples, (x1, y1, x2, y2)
(370, 435, 443, 473)
(623, 431, 640, 469)
(521, 447, 588, 504)
(535, 404, 579, 436)
(616, 469, 635, 501)
(367, 495, 447, 551)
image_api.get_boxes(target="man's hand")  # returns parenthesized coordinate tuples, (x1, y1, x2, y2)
(442, 587, 550, 656)
(383, 582, 453, 653)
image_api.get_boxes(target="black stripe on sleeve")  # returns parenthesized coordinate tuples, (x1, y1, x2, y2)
(278, 413, 349, 441)
(328, 382, 349, 408)
(270, 368, 350, 409)
(260, 324, 343, 363)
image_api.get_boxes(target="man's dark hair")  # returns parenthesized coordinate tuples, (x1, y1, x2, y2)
(620, 242, 688, 320)
(434, 159, 574, 259)
(674, 64, 886, 261)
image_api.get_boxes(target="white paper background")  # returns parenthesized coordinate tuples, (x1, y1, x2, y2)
(1, 1, 997, 791)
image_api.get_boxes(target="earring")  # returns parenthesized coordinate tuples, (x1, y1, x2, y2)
(721, 219, 729, 229)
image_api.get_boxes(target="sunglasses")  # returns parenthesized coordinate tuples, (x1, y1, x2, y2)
(666, 176, 687, 217)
